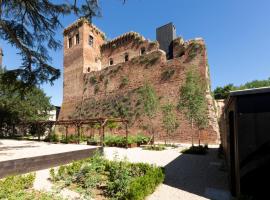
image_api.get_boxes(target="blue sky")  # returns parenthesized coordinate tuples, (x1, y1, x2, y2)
(1, 0, 270, 106)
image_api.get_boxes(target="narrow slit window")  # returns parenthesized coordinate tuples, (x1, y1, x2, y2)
(68, 37, 73, 48)
(87, 67, 90, 72)
(124, 53, 129, 62)
(140, 47, 146, 55)
(75, 34, 80, 44)
(109, 58, 114, 66)
(89, 35, 94, 46)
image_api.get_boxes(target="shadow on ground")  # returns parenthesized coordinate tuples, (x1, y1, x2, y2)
(164, 148, 231, 200)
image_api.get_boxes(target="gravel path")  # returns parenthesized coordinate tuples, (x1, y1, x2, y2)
(104, 146, 231, 200)
(3, 141, 230, 200)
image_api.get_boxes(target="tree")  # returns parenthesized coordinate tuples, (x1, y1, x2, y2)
(178, 68, 208, 145)
(0, 0, 115, 86)
(138, 83, 159, 143)
(0, 69, 52, 137)
(213, 78, 270, 99)
(161, 103, 179, 144)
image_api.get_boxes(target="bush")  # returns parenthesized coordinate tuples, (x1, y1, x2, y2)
(126, 167, 164, 200)
(51, 153, 164, 200)
(181, 145, 208, 155)
(143, 145, 166, 151)
(0, 174, 62, 200)
(135, 134, 150, 145)
(44, 133, 59, 143)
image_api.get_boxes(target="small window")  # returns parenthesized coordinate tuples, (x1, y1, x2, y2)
(75, 34, 80, 45)
(124, 53, 129, 62)
(109, 58, 114, 66)
(68, 37, 73, 48)
(87, 67, 90, 72)
(89, 35, 93, 46)
(140, 47, 146, 55)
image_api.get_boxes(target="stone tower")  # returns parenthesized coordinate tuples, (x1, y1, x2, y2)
(59, 18, 105, 119)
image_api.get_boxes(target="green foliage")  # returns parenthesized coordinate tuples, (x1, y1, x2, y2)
(138, 83, 159, 119)
(119, 76, 129, 88)
(126, 167, 164, 200)
(185, 42, 203, 62)
(162, 103, 179, 138)
(181, 145, 208, 155)
(0, 74, 53, 136)
(0, 1, 102, 85)
(94, 84, 99, 94)
(143, 145, 166, 151)
(178, 68, 208, 130)
(52, 153, 164, 199)
(0, 173, 61, 200)
(135, 134, 151, 145)
(89, 76, 98, 85)
(161, 69, 175, 81)
(213, 78, 270, 99)
(44, 133, 60, 143)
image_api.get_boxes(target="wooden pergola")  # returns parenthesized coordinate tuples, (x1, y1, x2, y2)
(21, 118, 129, 147)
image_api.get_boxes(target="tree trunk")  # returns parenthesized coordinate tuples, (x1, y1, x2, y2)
(198, 129, 201, 146)
(191, 118, 194, 146)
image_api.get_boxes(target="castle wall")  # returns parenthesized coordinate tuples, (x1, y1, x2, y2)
(59, 19, 220, 144)
(101, 33, 159, 68)
(66, 39, 219, 144)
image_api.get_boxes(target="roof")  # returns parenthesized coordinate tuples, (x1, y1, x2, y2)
(229, 87, 270, 97)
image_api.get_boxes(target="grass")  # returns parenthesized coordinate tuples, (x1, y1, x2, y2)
(50, 152, 164, 200)
(181, 145, 208, 155)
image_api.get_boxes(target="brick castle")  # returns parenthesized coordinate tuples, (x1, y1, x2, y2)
(59, 18, 219, 144)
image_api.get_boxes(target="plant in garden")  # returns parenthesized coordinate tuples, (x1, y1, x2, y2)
(138, 83, 159, 143)
(162, 103, 179, 144)
(178, 67, 208, 145)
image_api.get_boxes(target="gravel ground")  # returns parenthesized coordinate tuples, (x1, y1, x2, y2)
(104, 146, 231, 200)
(1, 140, 230, 200)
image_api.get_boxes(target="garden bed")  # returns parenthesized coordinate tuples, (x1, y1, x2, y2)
(0, 174, 62, 200)
(50, 153, 164, 200)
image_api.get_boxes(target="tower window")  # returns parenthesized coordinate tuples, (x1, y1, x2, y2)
(68, 37, 73, 48)
(75, 33, 80, 45)
(109, 58, 114, 66)
(87, 67, 90, 72)
(124, 53, 129, 62)
(140, 47, 146, 55)
(89, 35, 94, 46)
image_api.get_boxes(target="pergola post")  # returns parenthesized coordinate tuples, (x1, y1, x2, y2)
(77, 124, 81, 144)
(125, 122, 128, 149)
(65, 125, 68, 143)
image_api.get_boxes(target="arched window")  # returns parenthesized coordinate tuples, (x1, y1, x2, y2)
(140, 47, 146, 55)
(109, 58, 114, 66)
(124, 53, 129, 62)
(89, 35, 93, 46)
(87, 67, 90, 72)
(68, 37, 73, 48)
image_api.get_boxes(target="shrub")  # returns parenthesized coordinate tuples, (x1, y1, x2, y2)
(181, 145, 208, 155)
(143, 145, 166, 151)
(89, 76, 97, 85)
(161, 69, 175, 81)
(135, 134, 150, 145)
(0, 173, 61, 200)
(44, 133, 60, 143)
(119, 76, 129, 88)
(94, 84, 99, 94)
(51, 153, 164, 200)
(126, 167, 164, 200)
